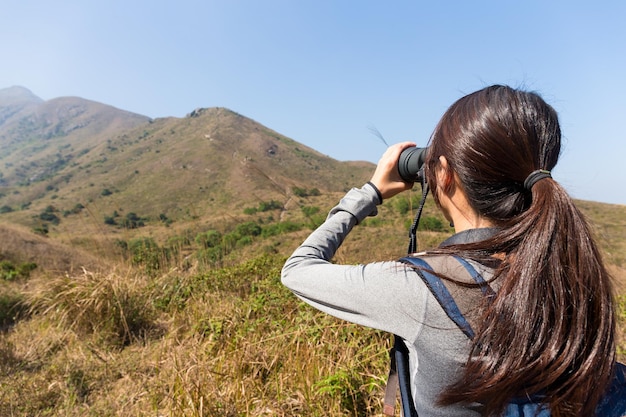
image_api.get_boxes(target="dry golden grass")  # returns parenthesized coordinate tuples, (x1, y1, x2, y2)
(0, 255, 395, 416)
(0, 244, 624, 417)
(0, 223, 108, 274)
(0, 191, 624, 416)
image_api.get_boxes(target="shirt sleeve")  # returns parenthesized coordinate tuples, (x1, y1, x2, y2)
(281, 183, 428, 342)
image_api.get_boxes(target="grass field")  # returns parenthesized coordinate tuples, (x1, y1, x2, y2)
(1, 194, 625, 416)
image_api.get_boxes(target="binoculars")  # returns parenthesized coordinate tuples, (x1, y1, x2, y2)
(398, 146, 429, 183)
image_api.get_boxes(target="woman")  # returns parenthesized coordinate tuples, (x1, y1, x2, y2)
(281, 85, 617, 416)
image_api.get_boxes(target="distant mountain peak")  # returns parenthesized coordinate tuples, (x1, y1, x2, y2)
(0, 86, 43, 103)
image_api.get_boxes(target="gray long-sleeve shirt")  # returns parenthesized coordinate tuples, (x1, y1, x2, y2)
(281, 183, 494, 416)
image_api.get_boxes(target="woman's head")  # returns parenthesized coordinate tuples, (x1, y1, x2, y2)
(425, 85, 562, 224)
(429, 86, 616, 416)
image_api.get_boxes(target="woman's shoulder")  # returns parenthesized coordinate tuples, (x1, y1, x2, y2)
(400, 253, 492, 285)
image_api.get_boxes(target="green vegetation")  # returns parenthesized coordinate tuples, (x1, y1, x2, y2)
(38, 205, 61, 225)
(104, 211, 147, 228)
(292, 186, 321, 197)
(243, 199, 283, 215)
(418, 215, 447, 232)
(0, 260, 37, 281)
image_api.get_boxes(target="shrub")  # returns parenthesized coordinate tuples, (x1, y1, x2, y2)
(418, 215, 446, 232)
(301, 206, 321, 217)
(70, 203, 85, 214)
(128, 237, 163, 273)
(244, 200, 283, 214)
(39, 206, 61, 225)
(121, 212, 145, 229)
(292, 186, 321, 197)
(292, 186, 307, 197)
(393, 194, 421, 215)
(261, 221, 302, 237)
(0, 261, 37, 281)
(235, 221, 262, 237)
(258, 200, 283, 211)
(196, 246, 224, 266)
(195, 230, 222, 249)
(33, 225, 48, 235)
(0, 261, 18, 281)
(159, 213, 172, 226)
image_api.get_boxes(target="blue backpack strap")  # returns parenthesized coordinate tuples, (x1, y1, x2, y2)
(595, 362, 626, 417)
(400, 256, 475, 340)
(504, 401, 551, 417)
(452, 255, 496, 298)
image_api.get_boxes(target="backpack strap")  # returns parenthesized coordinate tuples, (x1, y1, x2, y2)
(595, 362, 626, 417)
(451, 255, 496, 298)
(384, 256, 489, 416)
(400, 256, 475, 339)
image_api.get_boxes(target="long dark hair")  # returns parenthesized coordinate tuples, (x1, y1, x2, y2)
(425, 85, 616, 416)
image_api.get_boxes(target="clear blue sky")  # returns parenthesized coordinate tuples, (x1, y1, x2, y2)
(2, 1, 625, 204)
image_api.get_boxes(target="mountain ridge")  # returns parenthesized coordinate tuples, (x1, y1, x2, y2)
(0, 87, 375, 247)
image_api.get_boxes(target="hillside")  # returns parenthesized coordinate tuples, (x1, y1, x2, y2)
(0, 88, 374, 261)
(0, 86, 43, 125)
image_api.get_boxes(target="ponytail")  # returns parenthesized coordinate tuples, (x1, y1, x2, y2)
(439, 179, 616, 416)
(426, 85, 616, 416)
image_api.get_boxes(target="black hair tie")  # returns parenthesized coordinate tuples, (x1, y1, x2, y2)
(524, 169, 552, 190)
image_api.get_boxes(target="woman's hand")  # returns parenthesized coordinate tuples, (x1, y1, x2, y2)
(370, 142, 416, 200)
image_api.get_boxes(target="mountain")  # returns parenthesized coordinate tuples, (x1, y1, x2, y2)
(0, 89, 151, 187)
(0, 86, 43, 126)
(0, 87, 375, 256)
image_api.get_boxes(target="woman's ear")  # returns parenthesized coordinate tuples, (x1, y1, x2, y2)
(436, 155, 455, 193)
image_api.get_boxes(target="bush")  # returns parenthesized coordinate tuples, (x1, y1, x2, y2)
(121, 212, 145, 229)
(418, 216, 446, 232)
(196, 246, 224, 266)
(235, 221, 262, 237)
(261, 221, 302, 237)
(393, 194, 421, 215)
(128, 237, 164, 273)
(301, 206, 320, 217)
(0, 261, 37, 281)
(0, 261, 18, 281)
(39, 206, 61, 225)
(195, 230, 222, 248)
(292, 187, 321, 198)
(159, 213, 172, 226)
(244, 200, 283, 214)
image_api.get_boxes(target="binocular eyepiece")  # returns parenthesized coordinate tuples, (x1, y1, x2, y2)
(398, 146, 429, 183)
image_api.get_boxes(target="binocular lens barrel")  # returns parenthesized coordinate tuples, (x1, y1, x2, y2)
(397, 146, 428, 183)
